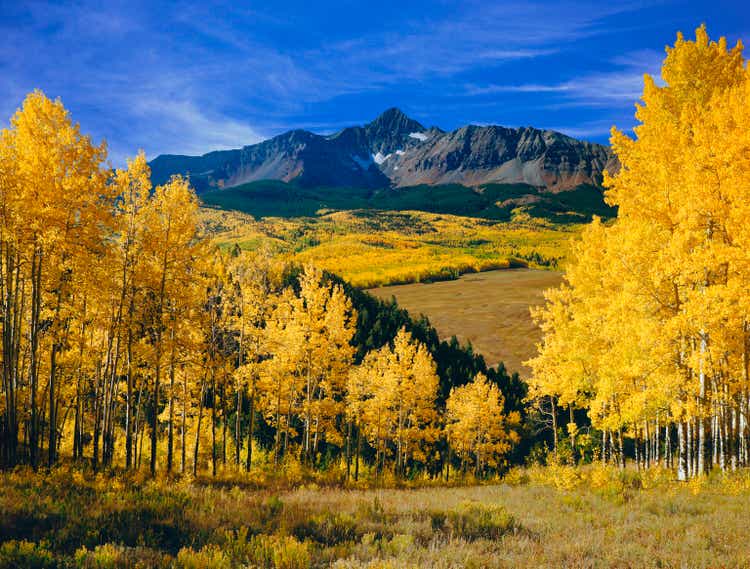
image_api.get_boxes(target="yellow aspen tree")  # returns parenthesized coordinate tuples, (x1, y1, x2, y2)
(0, 91, 109, 467)
(141, 175, 201, 475)
(446, 373, 520, 476)
(264, 265, 356, 464)
(227, 248, 277, 471)
(353, 328, 438, 476)
(528, 27, 750, 477)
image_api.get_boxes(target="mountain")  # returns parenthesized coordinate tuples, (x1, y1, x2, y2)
(149, 108, 617, 194)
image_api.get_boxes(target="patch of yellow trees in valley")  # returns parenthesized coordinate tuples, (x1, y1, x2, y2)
(527, 26, 750, 479)
(202, 207, 575, 288)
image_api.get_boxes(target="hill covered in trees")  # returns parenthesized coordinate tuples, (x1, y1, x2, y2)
(0, 92, 525, 480)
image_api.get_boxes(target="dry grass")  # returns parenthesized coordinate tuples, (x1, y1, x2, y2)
(368, 268, 562, 376)
(2, 465, 749, 568)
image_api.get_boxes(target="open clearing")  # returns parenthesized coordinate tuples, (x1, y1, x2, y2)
(368, 268, 563, 376)
(3, 467, 749, 568)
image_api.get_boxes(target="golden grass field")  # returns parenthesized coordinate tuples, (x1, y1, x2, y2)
(368, 268, 563, 376)
(3, 464, 749, 568)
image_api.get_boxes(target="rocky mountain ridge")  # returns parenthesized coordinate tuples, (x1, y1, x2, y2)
(149, 108, 616, 193)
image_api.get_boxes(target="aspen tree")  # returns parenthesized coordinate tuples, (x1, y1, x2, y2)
(141, 176, 201, 476)
(350, 328, 439, 475)
(528, 27, 750, 477)
(446, 373, 520, 476)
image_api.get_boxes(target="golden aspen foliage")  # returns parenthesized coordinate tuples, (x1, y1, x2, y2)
(527, 26, 750, 476)
(446, 373, 520, 473)
(347, 328, 439, 473)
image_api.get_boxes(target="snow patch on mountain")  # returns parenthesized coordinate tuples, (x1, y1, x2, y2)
(409, 132, 428, 141)
(373, 151, 392, 164)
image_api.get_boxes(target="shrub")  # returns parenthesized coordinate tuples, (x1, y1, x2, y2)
(430, 502, 516, 541)
(175, 544, 231, 569)
(0, 540, 57, 569)
(244, 535, 310, 569)
(291, 511, 359, 545)
(74, 543, 171, 568)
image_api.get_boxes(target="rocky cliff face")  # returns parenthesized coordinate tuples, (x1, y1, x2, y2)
(382, 124, 615, 191)
(149, 108, 616, 193)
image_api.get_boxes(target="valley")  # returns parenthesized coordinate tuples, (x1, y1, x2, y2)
(202, 207, 580, 289)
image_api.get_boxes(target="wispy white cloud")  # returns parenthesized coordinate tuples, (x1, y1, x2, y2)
(548, 120, 625, 139)
(464, 49, 663, 106)
(130, 99, 264, 157)
(0, 0, 667, 160)
(306, 1, 648, 83)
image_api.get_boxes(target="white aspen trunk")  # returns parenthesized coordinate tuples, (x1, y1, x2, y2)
(711, 410, 719, 466)
(732, 405, 739, 471)
(698, 332, 707, 476)
(551, 396, 558, 458)
(718, 403, 725, 471)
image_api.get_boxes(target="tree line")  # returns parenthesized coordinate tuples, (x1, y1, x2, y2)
(0, 91, 522, 479)
(527, 27, 750, 479)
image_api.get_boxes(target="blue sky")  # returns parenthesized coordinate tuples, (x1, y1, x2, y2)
(2, 1, 747, 165)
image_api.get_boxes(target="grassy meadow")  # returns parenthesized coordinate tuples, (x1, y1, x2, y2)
(200, 181, 616, 225)
(2, 464, 749, 568)
(368, 268, 563, 375)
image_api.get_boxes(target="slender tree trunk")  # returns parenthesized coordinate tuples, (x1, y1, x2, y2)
(235, 381, 242, 467)
(151, 362, 160, 476)
(345, 420, 352, 482)
(134, 380, 144, 469)
(181, 373, 187, 474)
(125, 315, 134, 469)
(29, 246, 42, 469)
(48, 343, 59, 467)
(246, 390, 255, 472)
(167, 318, 177, 473)
(221, 382, 227, 467)
(355, 426, 361, 482)
(211, 370, 217, 476)
(551, 396, 558, 458)
(193, 378, 206, 477)
(677, 421, 687, 481)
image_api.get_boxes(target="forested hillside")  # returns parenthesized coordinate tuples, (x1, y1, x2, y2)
(0, 92, 523, 480)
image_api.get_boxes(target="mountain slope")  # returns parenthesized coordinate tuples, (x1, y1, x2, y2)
(149, 108, 616, 193)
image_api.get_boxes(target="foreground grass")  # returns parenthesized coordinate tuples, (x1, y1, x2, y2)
(2, 465, 749, 568)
